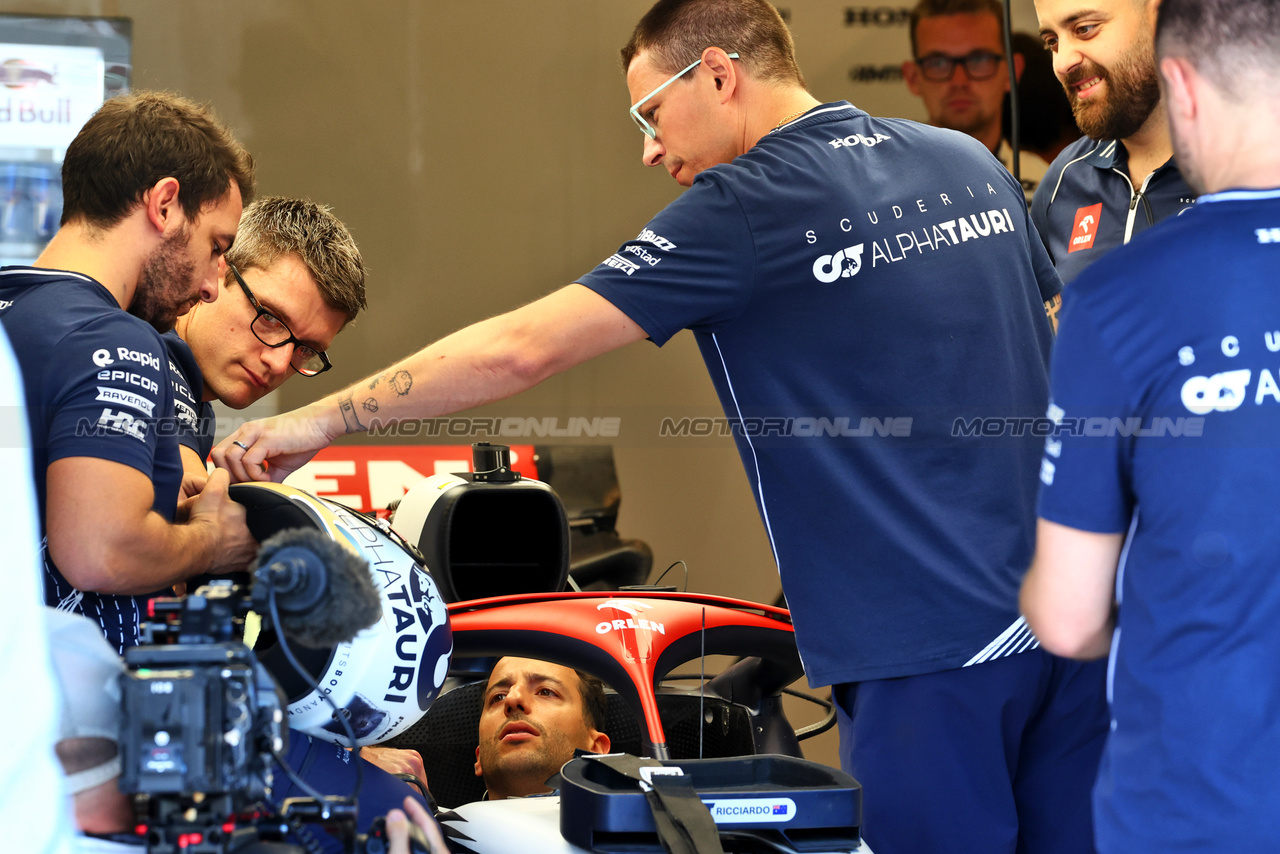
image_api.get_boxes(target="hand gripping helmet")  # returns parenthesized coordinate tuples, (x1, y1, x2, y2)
(230, 482, 452, 746)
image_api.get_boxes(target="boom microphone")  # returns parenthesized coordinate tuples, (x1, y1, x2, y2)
(250, 527, 382, 648)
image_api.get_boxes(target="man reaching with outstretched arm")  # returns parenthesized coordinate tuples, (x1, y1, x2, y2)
(217, 2, 1098, 850)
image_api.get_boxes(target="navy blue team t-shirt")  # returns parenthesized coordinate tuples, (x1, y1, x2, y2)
(163, 330, 217, 461)
(578, 102, 1061, 686)
(0, 267, 183, 653)
(1030, 136, 1196, 283)
(1037, 188, 1280, 851)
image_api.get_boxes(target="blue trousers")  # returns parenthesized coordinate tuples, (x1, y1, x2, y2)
(834, 649, 1108, 854)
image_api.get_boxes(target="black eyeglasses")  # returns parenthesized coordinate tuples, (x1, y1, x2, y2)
(914, 50, 1004, 82)
(226, 262, 332, 377)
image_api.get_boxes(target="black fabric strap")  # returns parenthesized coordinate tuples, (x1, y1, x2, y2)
(585, 755, 725, 854)
(645, 774, 725, 854)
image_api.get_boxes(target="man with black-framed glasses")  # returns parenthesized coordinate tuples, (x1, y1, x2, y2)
(160, 196, 443, 842)
(902, 0, 1050, 201)
(162, 195, 366, 490)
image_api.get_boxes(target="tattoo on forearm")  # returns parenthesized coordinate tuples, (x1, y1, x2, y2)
(1045, 294, 1062, 336)
(339, 396, 366, 433)
(368, 373, 383, 390)
(390, 370, 413, 396)
(362, 398, 379, 413)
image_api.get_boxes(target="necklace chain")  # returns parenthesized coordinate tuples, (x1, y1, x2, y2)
(773, 108, 809, 130)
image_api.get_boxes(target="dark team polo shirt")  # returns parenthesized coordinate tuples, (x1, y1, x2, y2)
(1030, 136, 1197, 283)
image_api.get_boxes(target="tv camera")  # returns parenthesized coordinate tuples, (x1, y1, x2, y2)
(116, 526, 433, 854)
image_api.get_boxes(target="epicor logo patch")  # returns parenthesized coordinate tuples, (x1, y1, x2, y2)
(98, 369, 160, 394)
(1069, 204, 1102, 253)
(813, 244, 865, 283)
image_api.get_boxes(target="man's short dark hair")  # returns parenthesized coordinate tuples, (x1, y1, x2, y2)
(225, 197, 367, 323)
(60, 90, 255, 230)
(1156, 0, 1280, 100)
(621, 0, 805, 88)
(575, 669, 608, 732)
(908, 0, 1004, 58)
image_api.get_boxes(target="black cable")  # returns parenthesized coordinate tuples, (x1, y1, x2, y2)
(785, 686, 838, 740)
(654, 559, 690, 591)
(657, 675, 837, 740)
(261, 749, 331, 854)
(266, 585, 365, 801)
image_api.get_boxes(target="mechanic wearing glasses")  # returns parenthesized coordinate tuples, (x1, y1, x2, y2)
(164, 195, 365, 490)
(902, 0, 1049, 202)
(218, 2, 1102, 849)
(162, 198, 445, 849)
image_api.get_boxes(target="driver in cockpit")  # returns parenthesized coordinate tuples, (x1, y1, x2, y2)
(474, 657, 612, 800)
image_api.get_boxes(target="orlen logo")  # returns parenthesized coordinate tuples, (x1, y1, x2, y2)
(1181, 369, 1251, 414)
(828, 132, 891, 150)
(813, 244, 865, 283)
(595, 599, 666, 635)
(1069, 203, 1102, 253)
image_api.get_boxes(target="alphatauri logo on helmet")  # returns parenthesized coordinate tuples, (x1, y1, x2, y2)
(595, 599, 666, 635)
(813, 244, 865, 283)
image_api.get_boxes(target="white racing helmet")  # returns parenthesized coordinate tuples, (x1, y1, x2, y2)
(230, 482, 452, 746)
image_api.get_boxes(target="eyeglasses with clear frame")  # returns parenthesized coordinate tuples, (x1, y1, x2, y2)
(914, 50, 1004, 82)
(629, 52, 741, 138)
(226, 262, 332, 377)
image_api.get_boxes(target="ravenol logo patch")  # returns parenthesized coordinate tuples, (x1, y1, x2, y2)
(95, 386, 155, 417)
(1069, 204, 1102, 253)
